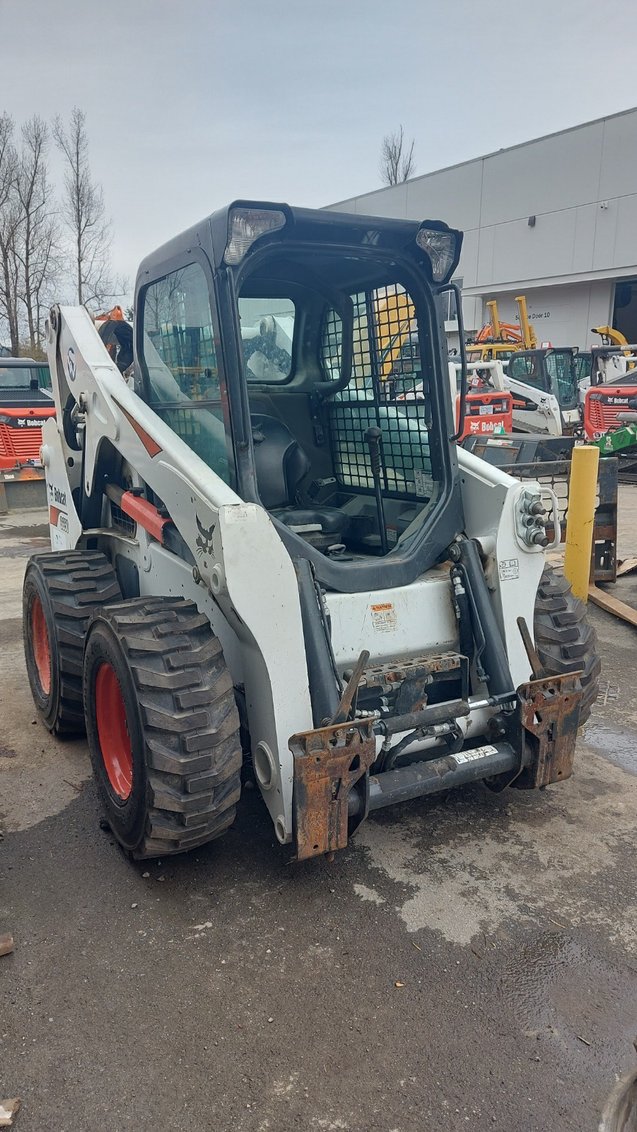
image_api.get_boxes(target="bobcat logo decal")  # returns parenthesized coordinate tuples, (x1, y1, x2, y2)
(195, 514, 216, 557)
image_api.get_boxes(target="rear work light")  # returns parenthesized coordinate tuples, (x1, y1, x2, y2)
(415, 222, 462, 284)
(224, 207, 287, 265)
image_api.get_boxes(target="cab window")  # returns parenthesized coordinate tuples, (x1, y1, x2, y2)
(140, 262, 233, 484)
(546, 351, 578, 407)
(508, 354, 545, 389)
(238, 297, 295, 383)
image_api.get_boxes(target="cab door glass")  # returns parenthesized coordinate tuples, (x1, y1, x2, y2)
(546, 352, 578, 409)
(508, 354, 545, 389)
(141, 262, 233, 484)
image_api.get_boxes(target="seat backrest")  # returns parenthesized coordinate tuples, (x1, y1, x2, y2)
(251, 414, 311, 509)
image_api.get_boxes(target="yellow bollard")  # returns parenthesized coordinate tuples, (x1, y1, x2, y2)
(563, 445, 600, 603)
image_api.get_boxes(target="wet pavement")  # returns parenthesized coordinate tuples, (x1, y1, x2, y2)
(1, 504, 637, 1131)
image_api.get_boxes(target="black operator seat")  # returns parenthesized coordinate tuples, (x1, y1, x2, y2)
(251, 414, 348, 539)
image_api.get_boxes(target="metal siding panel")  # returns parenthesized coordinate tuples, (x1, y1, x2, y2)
(485, 210, 577, 287)
(613, 195, 637, 269)
(479, 122, 605, 227)
(572, 204, 597, 274)
(476, 224, 495, 288)
(333, 184, 410, 220)
(592, 198, 618, 271)
(405, 162, 483, 230)
(598, 110, 637, 200)
(457, 227, 479, 288)
(486, 282, 612, 350)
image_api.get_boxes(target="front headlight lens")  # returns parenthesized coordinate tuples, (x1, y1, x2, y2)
(415, 225, 460, 283)
(224, 207, 286, 265)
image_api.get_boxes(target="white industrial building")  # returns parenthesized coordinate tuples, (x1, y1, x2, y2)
(328, 107, 637, 350)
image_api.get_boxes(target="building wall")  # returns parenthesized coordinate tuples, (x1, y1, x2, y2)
(484, 281, 613, 351)
(327, 108, 637, 347)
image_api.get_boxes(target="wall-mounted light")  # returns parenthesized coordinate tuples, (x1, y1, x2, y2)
(528, 215, 536, 227)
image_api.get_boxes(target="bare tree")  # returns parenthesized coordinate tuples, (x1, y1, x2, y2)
(0, 114, 21, 353)
(379, 125, 416, 187)
(15, 116, 59, 353)
(53, 107, 112, 308)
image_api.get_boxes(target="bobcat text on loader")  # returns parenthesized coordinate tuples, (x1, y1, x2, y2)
(22, 203, 600, 861)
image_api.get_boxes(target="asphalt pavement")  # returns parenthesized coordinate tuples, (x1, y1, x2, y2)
(1, 503, 637, 1132)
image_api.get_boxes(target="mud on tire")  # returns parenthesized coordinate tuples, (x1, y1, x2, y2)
(533, 565, 601, 724)
(82, 596, 243, 858)
(23, 551, 122, 735)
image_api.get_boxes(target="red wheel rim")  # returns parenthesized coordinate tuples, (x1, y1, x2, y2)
(95, 662, 133, 801)
(31, 594, 51, 696)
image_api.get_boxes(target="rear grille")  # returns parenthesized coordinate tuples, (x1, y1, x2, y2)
(0, 423, 44, 462)
(588, 395, 631, 431)
(588, 400, 629, 430)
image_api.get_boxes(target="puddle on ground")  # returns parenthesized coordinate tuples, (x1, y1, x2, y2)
(498, 931, 637, 1080)
(585, 723, 637, 775)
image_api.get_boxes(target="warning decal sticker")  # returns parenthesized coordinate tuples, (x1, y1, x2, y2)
(370, 602, 397, 632)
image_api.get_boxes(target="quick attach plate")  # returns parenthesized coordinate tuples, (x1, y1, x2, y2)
(289, 719, 376, 861)
(516, 671, 584, 788)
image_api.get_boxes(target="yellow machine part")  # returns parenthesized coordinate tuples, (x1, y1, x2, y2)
(592, 325, 629, 348)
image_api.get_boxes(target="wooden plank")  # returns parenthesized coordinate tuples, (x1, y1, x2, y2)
(616, 556, 637, 578)
(589, 585, 637, 627)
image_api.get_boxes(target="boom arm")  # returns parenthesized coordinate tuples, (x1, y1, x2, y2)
(592, 325, 628, 348)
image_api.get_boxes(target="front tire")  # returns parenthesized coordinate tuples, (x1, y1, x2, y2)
(83, 596, 243, 858)
(533, 565, 601, 724)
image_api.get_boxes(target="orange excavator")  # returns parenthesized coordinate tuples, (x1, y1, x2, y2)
(467, 296, 537, 364)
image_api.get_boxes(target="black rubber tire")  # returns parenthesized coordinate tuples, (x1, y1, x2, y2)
(23, 550, 122, 735)
(82, 596, 242, 858)
(533, 564, 601, 724)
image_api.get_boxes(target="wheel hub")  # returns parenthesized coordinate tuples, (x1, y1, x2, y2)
(94, 662, 133, 801)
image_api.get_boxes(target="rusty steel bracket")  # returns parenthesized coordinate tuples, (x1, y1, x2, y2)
(514, 671, 584, 789)
(289, 718, 376, 861)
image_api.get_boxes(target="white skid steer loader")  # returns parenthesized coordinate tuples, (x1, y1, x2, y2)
(23, 202, 600, 861)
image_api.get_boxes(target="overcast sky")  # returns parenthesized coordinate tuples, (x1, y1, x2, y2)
(3, 0, 637, 297)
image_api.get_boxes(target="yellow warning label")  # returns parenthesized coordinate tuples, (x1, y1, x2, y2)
(370, 602, 397, 632)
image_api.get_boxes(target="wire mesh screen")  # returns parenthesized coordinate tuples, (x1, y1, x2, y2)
(321, 286, 435, 499)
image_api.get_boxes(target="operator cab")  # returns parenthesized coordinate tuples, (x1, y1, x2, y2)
(0, 358, 52, 409)
(507, 348, 579, 410)
(135, 203, 464, 592)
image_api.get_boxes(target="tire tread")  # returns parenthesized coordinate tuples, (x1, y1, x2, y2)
(88, 596, 242, 858)
(534, 565, 601, 724)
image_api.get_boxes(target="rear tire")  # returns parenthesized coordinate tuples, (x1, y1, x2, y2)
(23, 551, 122, 734)
(83, 596, 243, 858)
(533, 565, 601, 724)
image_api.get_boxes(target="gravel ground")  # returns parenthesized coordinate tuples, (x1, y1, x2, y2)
(1, 501, 636, 1132)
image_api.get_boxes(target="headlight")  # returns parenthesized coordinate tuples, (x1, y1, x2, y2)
(0, 414, 11, 425)
(415, 222, 462, 284)
(224, 207, 287, 265)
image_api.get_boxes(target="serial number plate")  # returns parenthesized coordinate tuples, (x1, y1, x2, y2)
(453, 744, 498, 765)
(498, 557, 520, 580)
